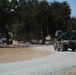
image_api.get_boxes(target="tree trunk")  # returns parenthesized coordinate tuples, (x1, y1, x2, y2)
(4, 28, 9, 45)
(5, 32, 9, 45)
(42, 33, 46, 44)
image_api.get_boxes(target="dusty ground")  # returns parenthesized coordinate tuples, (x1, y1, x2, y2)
(67, 68, 76, 75)
(0, 45, 53, 63)
(56, 68, 76, 75)
(0, 45, 76, 75)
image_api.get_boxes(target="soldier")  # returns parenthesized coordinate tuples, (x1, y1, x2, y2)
(57, 31, 69, 41)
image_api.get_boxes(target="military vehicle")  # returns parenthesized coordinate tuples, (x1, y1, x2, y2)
(0, 33, 13, 44)
(54, 30, 76, 51)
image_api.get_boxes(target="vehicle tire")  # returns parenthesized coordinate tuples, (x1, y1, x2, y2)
(60, 45, 65, 51)
(57, 47, 60, 51)
(72, 48, 75, 51)
(63, 45, 68, 51)
(54, 43, 57, 50)
(10, 40, 13, 44)
(54, 43, 60, 51)
(65, 48, 68, 51)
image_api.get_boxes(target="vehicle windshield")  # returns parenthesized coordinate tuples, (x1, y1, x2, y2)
(60, 33, 69, 40)
(69, 34, 76, 40)
(58, 31, 76, 40)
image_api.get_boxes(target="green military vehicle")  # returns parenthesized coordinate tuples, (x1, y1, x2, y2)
(54, 30, 76, 51)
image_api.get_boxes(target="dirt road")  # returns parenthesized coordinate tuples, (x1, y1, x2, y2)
(0, 45, 76, 75)
(0, 45, 53, 63)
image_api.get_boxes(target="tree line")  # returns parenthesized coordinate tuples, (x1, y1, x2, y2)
(0, 0, 76, 44)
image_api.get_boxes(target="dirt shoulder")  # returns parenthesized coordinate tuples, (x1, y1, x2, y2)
(67, 68, 76, 75)
(56, 68, 76, 75)
(0, 45, 54, 63)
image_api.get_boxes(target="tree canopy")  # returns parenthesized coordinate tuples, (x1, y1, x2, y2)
(0, 0, 76, 44)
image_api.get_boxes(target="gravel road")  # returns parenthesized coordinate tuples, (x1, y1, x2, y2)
(0, 45, 76, 75)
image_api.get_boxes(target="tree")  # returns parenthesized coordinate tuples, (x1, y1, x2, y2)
(10, 0, 71, 44)
(68, 17, 76, 29)
(11, 0, 34, 42)
(31, 0, 50, 44)
(39, 0, 50, 44)
(49, 1, 71, 36)
(0, 0, 72, 44)
(0, 0, 11, 44)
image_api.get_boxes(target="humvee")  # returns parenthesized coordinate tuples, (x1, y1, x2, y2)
(54, 30, 76, 51)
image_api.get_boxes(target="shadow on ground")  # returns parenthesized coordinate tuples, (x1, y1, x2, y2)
(0, 44, 50, 48)
(0, 45, 37, 48)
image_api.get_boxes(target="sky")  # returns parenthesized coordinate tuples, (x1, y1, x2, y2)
(48, 0, 76, 17)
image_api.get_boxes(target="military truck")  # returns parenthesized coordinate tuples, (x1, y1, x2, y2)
(54, 30, 76, 51)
